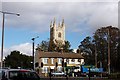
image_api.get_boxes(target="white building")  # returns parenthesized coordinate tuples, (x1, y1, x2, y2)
(35, 50, 84, 77)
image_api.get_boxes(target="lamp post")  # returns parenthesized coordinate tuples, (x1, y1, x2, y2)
(0, 11, 20, 69)
(108, 27, 111, 74)
(31, 36, 39, 70)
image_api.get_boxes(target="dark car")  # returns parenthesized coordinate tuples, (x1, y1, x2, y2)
(0, 69, 40, 80)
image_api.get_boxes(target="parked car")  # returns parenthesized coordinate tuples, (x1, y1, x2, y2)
(0, 69, 40, 80)
(51, 71, 66, 76)
(73, 66, 81, 72)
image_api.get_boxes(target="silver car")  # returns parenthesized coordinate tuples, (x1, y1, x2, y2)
(51, 71, 66, 76)
(0, 69, 40, 80)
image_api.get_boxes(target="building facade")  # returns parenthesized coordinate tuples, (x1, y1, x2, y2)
(35, 50, 84, 77)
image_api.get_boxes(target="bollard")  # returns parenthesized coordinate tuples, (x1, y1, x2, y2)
(72, 73, 74, 77)
(88, 67, 90, 80)
(49, 69, 52, 80)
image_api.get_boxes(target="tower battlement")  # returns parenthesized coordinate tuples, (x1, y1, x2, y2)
(50, 18, 65, 47)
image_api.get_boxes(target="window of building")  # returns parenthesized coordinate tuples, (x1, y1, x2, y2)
(78, 59, 81, 62)
(57, 67, 62, 71)
(66, 59, 69, 64)
(43, 67, 48, 73)
(71, 59, 75, 62)
(35, 62, 39, 67)
(43, 58, 48, 64)
(51, 58, 54, 64)
(66, 59, 69, 62)
(58, 32, 61, 38)
(58, 58, 62, 64)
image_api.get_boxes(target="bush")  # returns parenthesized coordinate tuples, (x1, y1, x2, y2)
(108, 73, 120, 79)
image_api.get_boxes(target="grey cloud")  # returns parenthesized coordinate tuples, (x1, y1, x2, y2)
(1, 2, 118, 33)
(2, 0, 119, 2)
(119, 1, 120, 29)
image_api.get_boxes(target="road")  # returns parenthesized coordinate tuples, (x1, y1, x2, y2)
(40, 77, 110, 80)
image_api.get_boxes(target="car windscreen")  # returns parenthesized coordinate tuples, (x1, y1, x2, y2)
(74, 67, 80, 69)
(9, 71, 40, 80)
(0, 70, 3, 79)
(0, 70, 5, 79)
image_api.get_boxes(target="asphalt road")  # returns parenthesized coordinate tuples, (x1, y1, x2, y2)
(40, 77, 110, 80)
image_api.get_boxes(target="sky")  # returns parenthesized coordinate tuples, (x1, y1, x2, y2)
(0, 0, 119, 59)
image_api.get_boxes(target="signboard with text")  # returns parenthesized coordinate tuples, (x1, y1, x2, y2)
(81, 65, 103, 73)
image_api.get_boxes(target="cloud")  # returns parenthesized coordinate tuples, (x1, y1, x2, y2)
(87, 3, 118, 28)
(1, 43, 33, 59)
(0, 1, 118, 60)
(1, 2, 118, 33)
(1, 0, 119, 2)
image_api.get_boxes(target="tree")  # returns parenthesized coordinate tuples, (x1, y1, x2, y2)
(93, 27, 108, 70)
(93, 26, 120, 72)
(78, 26, 120, 72)
(63, 41, 73, 52)
(48, 40, 57, 52)
(39, 40, 49, 51)
(78, 36, 95, 65)
(38, 39, 72, 52)
(4, 50, 32, 69)
(116, 37, 120, 71)
(50, 40, 72, 52)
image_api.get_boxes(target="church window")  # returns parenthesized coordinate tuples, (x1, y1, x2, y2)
(58, 32, 61, 38)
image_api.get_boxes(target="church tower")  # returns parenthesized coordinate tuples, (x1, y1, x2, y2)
(49, 18, 65, 51)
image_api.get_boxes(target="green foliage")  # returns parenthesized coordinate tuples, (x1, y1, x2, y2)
(78, 36, 95, 65)
(63, 41, 72, 52)
(78, 26, 120, 72)
(108, 73, 120, 79)
(39, 40, 49, 51)
(93, 26, 120, 72)
(48, 40, 57, 52)
(38, 39, 72, 52)
(116, 38, 120, 72)
(4, 50, 32, 69)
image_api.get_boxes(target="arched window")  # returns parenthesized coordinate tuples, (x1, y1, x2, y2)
(58, 32, 61, 38)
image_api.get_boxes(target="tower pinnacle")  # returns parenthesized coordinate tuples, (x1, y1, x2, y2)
(62, 18, 64, 26)
(50, 21, 52, 28)
(53, 17, 56, 25)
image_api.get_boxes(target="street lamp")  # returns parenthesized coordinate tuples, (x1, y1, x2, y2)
(0, 11, 20, 69)
(107, 27, 111, 74)
(31, 36, 39, 70)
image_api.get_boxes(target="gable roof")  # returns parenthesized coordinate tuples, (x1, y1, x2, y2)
(39, 52, 63, 58)
(38, 51, 84, 59)
(63, 53, 84, 59)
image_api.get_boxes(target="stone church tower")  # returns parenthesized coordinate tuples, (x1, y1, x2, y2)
(49, 18, 65, 51)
